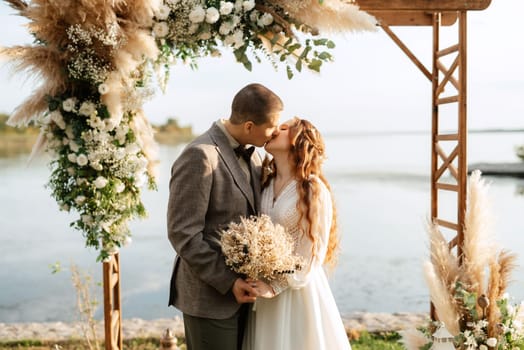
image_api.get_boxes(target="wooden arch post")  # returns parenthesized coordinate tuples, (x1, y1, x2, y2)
(103, 253, 123, 350)
(357, 0, 492, 319)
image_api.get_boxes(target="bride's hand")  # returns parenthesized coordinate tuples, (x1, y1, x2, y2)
(249, 280, 275, 299)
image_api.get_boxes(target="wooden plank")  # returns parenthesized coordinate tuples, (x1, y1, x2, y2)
(436, 182, 459, 192)
(456, 11, 468, 262)
(436, 133, 458, 141)
(380, 24, 432, 80)
(438, 95, 459, 104)
(357, 0, 491, 11)
(437, 44, 459, 57)
(436, 218, 459, 231)
(369, 10, 457, 26)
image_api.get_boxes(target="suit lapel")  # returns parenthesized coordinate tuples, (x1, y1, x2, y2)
(250, 154, 262, 214)
(209, 124, 256, 213)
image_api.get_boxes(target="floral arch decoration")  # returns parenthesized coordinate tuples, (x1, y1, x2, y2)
(1, 0, 376, 261)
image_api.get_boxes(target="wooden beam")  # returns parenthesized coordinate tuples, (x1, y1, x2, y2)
(380, 23, 432, 80)
(357, 0, 491, 11)
(369, 10, 457, 26)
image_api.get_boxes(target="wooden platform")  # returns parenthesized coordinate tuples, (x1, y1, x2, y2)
(468, 162, 524, 177)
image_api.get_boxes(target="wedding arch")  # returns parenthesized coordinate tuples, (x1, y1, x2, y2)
(1, 0, 492, 349)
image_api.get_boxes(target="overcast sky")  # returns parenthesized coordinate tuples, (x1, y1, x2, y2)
(0, 1, 522, 134)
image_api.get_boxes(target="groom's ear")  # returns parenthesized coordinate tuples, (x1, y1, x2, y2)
(244, 121, 254, 133)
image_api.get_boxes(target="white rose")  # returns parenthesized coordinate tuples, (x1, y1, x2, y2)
(486, 338, 497, 347)
(91, 162, 103, 171)
(249, 10, 258, 22)
(69, 141, 79, 153)
(225, 30, 244, 49)
(199, 31, 212, 40)
(62, 98, 76, 112)
(74, 195, 86, 205)
(134, 173, 147, 187)
(60, 203, 70, 212)
(259, 12, 273, 26)
(67, 167, 75, 176)
(76, 178, 87, 186)
(62, 137, 70, 145)
(234, 0, 243, 12)
(79, 101, 96, 117)
(220, 1, 234, 15)
(76, 153, 88, 166)
(189, 6, 206, 23)
(98, 83, 109, 95)
(155, 4, 171, 20)
(242, 0, 255, 12)
(153, 22, 169, 38)
(115, 180, 126, 193)
(94, 176, 108, 189)
(479, 345, 488, 350)
(219, 22, 233, 35)
(231, 14, 241, 27)
(67, 153, 77, 163)
(81, 214, 93, 225)
(205, 7, 220, 24)
(50, 110, 66, 130)
(123, 236, 132, 246)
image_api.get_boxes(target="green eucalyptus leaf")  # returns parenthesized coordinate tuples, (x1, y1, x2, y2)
(308, 59, 322, 72)
(286, 66, 293, 80)
(295, 59, 302, 72)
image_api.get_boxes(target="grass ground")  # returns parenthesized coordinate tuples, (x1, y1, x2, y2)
(0, 331, 404, 350)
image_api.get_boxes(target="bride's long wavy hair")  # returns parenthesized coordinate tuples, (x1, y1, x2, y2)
(262, 117, 339, 268)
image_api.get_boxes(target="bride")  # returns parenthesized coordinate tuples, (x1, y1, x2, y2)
(243, 117, 351, 350)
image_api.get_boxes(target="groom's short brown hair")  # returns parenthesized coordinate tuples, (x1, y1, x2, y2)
(230, 83, 283, 125)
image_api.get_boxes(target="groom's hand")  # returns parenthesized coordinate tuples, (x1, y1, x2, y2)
(232, 278, 258, 304)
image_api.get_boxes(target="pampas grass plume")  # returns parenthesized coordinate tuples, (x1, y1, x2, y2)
(462, 170, 497, 296)
(423, 261, 460, 335)
(399, 328, 430, 350)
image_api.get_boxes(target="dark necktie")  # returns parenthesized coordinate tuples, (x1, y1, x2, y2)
(234, 145, 255, 163)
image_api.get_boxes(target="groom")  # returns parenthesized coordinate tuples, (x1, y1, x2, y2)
(167, 83, 283, 350)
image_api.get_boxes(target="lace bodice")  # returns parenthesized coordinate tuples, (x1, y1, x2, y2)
(260, 177, 333, 294)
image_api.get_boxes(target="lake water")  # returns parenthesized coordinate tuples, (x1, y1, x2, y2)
(1, 131, 524, 323)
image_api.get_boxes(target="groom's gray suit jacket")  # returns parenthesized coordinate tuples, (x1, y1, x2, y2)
(167, 123, 262, 319)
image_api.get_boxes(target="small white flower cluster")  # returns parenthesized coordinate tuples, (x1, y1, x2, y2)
(42, 94, 153, 261)
(66, 23, 123, 84)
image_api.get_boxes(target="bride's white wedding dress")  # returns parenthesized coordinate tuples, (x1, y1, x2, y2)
(243, 177, 351, 350)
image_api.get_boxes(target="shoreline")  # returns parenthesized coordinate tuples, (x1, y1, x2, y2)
(0, 312, 429, 342)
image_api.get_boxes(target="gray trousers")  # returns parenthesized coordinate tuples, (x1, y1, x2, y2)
(183, 305, 248, 350)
